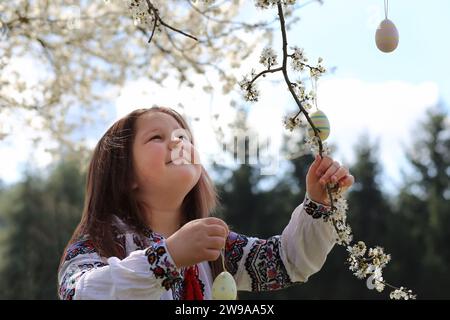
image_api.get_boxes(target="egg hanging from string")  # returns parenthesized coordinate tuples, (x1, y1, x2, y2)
(211, 271, 237, 300)
(375, 0, 399, 53)
(307, 110, 330, 141)
(375, 19, 399, 53)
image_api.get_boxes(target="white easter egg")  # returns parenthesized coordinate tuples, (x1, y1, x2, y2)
(307, 110, 330, 141)
(375, 19, 399, 53)
(211, 271, 237, 300)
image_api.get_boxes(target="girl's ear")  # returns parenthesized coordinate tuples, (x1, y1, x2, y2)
(131, 181, 138, 190)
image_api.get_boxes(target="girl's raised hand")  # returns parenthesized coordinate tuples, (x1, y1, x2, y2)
(165, 217, 229, 268)
(306, 155, 354, 206)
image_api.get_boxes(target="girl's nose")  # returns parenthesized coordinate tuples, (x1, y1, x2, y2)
(169, 138, 183, 150)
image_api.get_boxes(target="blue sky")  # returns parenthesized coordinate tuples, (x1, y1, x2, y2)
(1, 0, 449, 194)
(294, 0, 450, 103)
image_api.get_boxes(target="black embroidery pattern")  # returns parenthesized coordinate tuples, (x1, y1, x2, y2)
(172, 280, 184, 300)
(197, 272, 205, 296)
(145, 242, 182, 290)
(224, 232, 248, 275)
(244, 236, 293, 291)
(304, 197, 331, 219)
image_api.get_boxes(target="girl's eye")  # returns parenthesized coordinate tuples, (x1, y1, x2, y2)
(150, 135, 162, 140)
(178, 135, 186, 140)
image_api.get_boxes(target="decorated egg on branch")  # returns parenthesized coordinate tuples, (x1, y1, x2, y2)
(307, 110, 330, 141)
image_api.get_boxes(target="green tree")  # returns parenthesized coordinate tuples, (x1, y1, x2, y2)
(0, 157, 85, 299)
(393, 106, 450, 299)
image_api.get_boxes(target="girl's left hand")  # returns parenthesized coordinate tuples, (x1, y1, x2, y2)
(306, 155, 354, 206)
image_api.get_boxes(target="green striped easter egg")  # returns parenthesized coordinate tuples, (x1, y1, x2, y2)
(307, 110, 330, 141)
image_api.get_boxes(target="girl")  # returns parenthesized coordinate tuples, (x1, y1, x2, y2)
(58, 106, 354, 300)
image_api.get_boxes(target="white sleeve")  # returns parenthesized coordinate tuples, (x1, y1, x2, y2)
(280, 195, 337, 283)
(58, 238, 182, 300)
(224, 195, 337, 292)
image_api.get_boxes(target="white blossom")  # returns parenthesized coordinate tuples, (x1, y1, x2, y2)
(347, 241, 367, 257)
(127, 0, 156, 28)
(390, 287, 417, 300)
(259, 47, 278, 68)
(310, 64, 326, 79)
(291, 46, 308, 71)
(238, 73, 259, 102)
(255, 0, 297, 9)
(283, 116, 300, 131)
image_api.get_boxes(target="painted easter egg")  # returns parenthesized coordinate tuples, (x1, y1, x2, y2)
(307, 110, 330, 141)
(211, 271, 237, 300)
(375, 19, 399, 53)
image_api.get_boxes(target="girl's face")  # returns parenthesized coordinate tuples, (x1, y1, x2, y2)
(131, 111, 202, 199)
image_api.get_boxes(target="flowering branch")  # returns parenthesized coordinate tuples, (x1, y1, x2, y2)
(128, 0, 199, 43)
(239, 0, 416, 300)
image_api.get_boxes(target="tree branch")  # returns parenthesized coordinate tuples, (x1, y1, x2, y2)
(145, 0, 198, 43)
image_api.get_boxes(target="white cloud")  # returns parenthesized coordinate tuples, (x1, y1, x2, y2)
(0, 109, 56, 184)
(318, 78, 439, 190)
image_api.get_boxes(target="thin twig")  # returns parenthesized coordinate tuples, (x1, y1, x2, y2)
(145, 0, 198, 43)
(276, 3, 323, 154)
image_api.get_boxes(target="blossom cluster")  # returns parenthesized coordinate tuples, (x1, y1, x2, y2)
(346, 241, 417, 299)
(291, 80, 316, 110)
(282, 115, 301, 132)
(241, 46, 323, 111)
(127, 0, 156, 27)
(238, 70, 259, 102)
(327, 191, 353, 245)
(390, 287, 417, 300)
(259, 47, 278, 69)
(255, 0, 297, 9)
(290, 46, 307, 71)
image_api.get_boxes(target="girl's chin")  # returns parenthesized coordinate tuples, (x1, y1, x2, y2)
(167, 162, 201, 176)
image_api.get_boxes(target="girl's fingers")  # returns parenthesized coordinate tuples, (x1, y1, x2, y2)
(207, 236, 227, 250)
(338, 174, 355, 189)
(207, 224, 228, 238)
(309, 155, 322, 173)
(204, 217, 229, 235)
(330, 166, 349, 184)
(319, 161, 341, 185)
(312, 156, 354, 189)
(315, 156, 334, 177)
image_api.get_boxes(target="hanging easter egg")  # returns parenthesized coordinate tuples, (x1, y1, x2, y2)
(375, 19, 399, 53)
(211, 271, 237, 300)
(307, 110, 330, 141)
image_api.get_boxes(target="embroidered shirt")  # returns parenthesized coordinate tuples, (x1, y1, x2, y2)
(58, 195, 336, 300)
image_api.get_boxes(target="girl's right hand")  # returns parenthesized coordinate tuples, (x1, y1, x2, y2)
(165, 217, 229, 268)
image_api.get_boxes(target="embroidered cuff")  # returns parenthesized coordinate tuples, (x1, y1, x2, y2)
(303, 194, 332, 219)
(145, 240, 182, 290)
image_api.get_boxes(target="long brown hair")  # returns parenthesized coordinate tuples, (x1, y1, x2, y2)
(60, 106, 224, 278)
